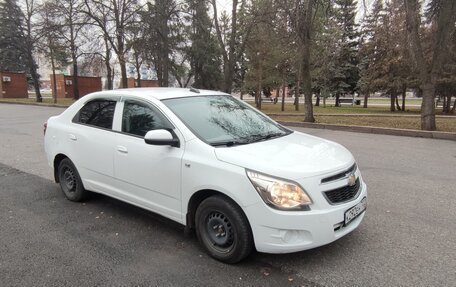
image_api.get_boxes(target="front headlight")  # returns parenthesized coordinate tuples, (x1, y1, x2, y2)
(246, 170, 312, 210)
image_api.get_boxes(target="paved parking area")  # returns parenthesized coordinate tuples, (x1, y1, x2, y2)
(1, 103, 455, 286)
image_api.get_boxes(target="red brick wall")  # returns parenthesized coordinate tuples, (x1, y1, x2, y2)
(127, 78, 136, 88)
(127, 78, 159, 88)
(50, 74, 66, 98)
(0, 71, 28, 98)
(140, 80, 159, 87)
(51, 75, 102, 98)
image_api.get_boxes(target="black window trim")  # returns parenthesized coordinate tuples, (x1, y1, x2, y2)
(72, 97, 118, 131)
(118, 97, 176, 139)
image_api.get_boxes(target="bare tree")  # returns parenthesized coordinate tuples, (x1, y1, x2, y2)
(212, 0, 238, 93)
(21, 0, 42, 102)
(290, 0, 316, 121)
(37, 0, 67, 103)
(52, 0, 88, 99)
(404, 0, 456, 130)
(84, 0, 142, 88)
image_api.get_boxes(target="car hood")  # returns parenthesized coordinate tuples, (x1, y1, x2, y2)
(214, 131, 354, 180)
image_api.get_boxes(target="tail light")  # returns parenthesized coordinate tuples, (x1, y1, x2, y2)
(43, 121, 47, 135)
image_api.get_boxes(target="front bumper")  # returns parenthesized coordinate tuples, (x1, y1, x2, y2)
(244, 181, 367, 253)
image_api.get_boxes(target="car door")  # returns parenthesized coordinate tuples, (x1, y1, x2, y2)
(70, 98, 119, 191)
(113, 99, 184, 222)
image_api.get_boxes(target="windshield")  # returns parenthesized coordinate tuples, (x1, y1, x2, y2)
(162, 95, 291, 146)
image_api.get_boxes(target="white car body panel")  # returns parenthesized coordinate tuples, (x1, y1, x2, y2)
(214, 131, 354, 180)
(44, 88, 367, 254)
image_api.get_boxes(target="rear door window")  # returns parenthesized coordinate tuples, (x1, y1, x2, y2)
(73, 99, 116, 129)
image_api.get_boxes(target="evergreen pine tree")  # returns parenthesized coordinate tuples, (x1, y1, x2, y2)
(330, 0, 360, 106)
(186, 0, 222, 90)
(358, 0, 386, 107)
(0, 0, 28, 71)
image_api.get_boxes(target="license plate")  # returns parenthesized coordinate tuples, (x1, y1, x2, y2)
(344, 197, 367, 226)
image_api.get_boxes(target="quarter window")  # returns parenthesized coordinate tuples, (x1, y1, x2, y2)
(74, 99, 116, 129)
(122, 101, 172, 137)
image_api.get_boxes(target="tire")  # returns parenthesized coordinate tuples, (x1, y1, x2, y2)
(57, 158, 88, 202)
(195, 195, 253, 263)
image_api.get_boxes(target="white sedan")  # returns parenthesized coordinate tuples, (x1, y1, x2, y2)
(44, 87, 367, 263)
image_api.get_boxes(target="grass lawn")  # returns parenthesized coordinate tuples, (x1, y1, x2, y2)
(271, 115, 456, 133)
(255, 102, 423, 115)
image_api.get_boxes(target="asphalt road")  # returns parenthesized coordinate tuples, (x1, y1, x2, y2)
(0, 103, 455, 287)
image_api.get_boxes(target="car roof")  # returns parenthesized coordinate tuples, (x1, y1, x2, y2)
(91, 87, 229, 100)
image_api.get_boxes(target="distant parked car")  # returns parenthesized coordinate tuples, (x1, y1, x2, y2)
(44, 88, 367, 263)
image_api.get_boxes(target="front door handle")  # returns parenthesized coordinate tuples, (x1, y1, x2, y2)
(69, 134, 77, 141)
(117, 145, 128, 154)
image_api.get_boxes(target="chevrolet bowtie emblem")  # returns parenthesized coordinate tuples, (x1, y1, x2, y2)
(347, 173, 357, 186)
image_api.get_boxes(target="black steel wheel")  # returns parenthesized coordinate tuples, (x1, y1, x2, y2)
(58, 158, 88, 202)
(195, 195, 253, 263)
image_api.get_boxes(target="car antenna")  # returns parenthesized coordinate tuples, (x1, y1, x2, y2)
(189, 87, 200, 93)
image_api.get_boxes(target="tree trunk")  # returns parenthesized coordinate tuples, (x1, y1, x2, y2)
(335, 94, 340, 107)
(135, 55, 141, 88)
(256, 59, 263, 110)
(395, 94, 401, 111)
(294, 60, 301, 111)
(72, 58, 80, 100)
(119, 54, 128, 88)
(402, 87, 406, 111)
(420, 82, 436, 130)
(390, 91, 396, 112)
(323, 92, 326, 108)
(315, 90, 320, 106)
(106, 63, 113, 90)
(363, 91, 369, 108)
(104, 36, 113, 90)
(281, 81, 286, 112)
(294, 78, 300, 111)
(451, 96, 456, 113)
(29, 56, 42, 103)
(302, 34, 314, 122)
(162, 27, 169, 87)
(50, 52, 57, 104)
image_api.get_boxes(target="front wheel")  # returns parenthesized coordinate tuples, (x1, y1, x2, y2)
(58, 158, 88, 202)
(195, 195, 253, 263)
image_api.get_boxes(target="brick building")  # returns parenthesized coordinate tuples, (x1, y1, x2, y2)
(50, 74, 102, 98)
(0, 71, 28, 98)
(127, 78, 159, 88)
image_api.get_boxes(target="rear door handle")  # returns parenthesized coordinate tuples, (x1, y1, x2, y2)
(69, 134, 77, 141)
(117, 145, 128, 154)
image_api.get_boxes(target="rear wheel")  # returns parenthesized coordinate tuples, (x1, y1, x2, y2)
(58, 158, 88, 202)
(195, 195, 253, 263)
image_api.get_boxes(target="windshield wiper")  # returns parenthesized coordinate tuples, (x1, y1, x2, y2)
(247, 132, 286, 143)
(210, 140, 249, 147)
(211, 132, 287, 147)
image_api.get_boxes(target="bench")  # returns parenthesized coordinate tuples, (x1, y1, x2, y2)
(338, 98, 361, 105)
(260, 97, 278, 104)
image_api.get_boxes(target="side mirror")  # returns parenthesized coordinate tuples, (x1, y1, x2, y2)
(144, 129, 180, 147)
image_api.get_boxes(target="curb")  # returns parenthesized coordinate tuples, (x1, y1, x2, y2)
(268, 113, 455, 118)
(0, 101, 69, 108)
(278, 121, 456, 141)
